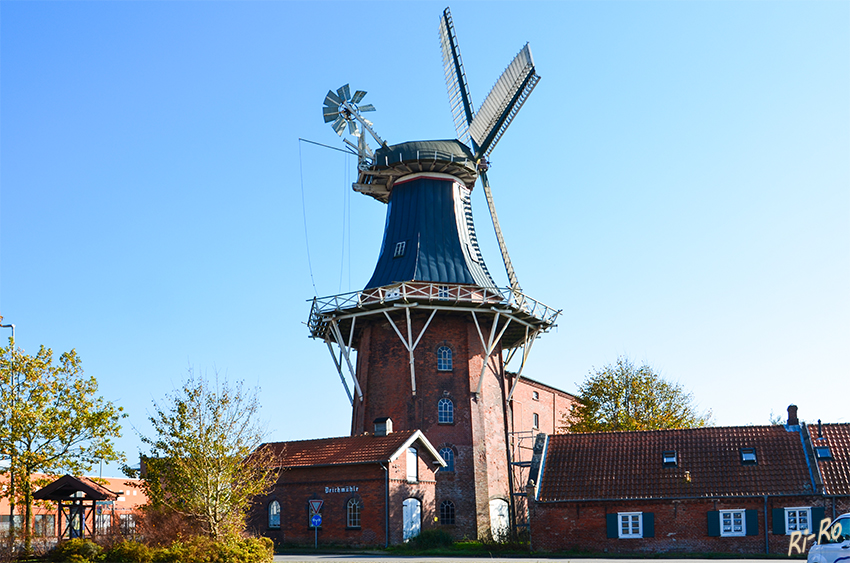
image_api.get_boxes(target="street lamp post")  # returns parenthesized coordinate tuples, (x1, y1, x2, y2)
(1, 323, 16, 546)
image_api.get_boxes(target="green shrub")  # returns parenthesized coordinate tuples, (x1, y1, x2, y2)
(51, 538, 103, 562)
(407, 529, 454, 550)
(104, 540, 152, 563)
(149, 536, 272, 563)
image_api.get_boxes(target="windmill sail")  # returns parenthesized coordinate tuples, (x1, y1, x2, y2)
(468, 44, 540, 159)
(439, 7, 476, 147)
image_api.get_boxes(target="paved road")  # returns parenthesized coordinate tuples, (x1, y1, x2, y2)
(274, 557, 772, 563)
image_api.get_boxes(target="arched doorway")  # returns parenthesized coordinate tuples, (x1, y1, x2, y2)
(402, 498, 421, 541)
(489, 498, 509, 541)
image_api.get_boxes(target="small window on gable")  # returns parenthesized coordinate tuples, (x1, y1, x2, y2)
(740, 448, 757, 465)
(663, 450, 677, 467)
(815, 446, 833, 460)
(407, 447, 418, 482)
(532, 391, 539, 401)
(532, 413, 539, 429)
(437, 346, 452, 371)
(394, 241, 406, 258)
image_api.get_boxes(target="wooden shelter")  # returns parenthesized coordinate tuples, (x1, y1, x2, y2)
(33, 474, 117, 539)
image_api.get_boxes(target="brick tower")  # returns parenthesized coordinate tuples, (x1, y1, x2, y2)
(309, 9, 558, 540)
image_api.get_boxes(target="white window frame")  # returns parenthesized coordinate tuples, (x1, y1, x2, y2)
(438, 285, 450, 300)
(439, 447, 455, 472)
(532, 413, 539, 429)
(268, 500, 281, 529)
(438, 398, 454, 424)
(407, 447, 418, 482)
(532, 391, 539, 400)
(785, 507, 812, 535)
(437, 346, 453, 371)
(720, 509, 746, 537)
(346, 498, 361, 529)
(618, 512, 643, 538)
(394, 241, 406, 258)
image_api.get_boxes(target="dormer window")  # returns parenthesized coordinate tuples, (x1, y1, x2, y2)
(740, 447, 757, 465)
(815, 446, 833, 460)
(663, 450, 677, 467)
(394, 241, 406, 258)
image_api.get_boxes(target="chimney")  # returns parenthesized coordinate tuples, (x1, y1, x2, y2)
(818, 419, 822, 439)
(373, 417, 393, 437)
(787, 404, 799, 426)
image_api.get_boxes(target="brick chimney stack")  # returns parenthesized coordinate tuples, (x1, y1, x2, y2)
(787, 404, 799, 426)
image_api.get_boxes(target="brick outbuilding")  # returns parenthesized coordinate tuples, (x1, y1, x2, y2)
(527, 408, 850, 555)
(248, 421, 445, 547)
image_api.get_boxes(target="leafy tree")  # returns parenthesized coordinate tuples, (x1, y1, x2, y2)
(0, 339, 125, 553)
(129, 372, 278, 540)
(562, 356, 711, 433)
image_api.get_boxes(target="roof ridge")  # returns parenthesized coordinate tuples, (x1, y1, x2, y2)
(260, 428, 417, 447)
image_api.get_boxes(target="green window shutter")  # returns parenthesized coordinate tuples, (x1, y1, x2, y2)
(607, 513, 618, 538)
(643, 512, 655, 538)
(812, 508, 825, 533)
(746, 509, 759, 536)
(707, 511, 720, 537)
(773, 508, 786, 535)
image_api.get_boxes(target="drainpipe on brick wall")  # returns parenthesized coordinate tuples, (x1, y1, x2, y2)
(764, 495, 769, 554)
(500, 365, 518, 541)
(379, 462, 389, 548)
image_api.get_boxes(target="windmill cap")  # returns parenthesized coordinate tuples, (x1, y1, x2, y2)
(366, 139, 478, 192)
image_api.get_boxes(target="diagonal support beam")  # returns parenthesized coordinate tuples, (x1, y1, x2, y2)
(506, 326, 540, 403)
(383, 306, 437, 397)
(329, 318, 363, 401)
(325, 339, 353, 405)
(472, 310, 512, 395)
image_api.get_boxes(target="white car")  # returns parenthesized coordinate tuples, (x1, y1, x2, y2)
(808, 513, 850, 563)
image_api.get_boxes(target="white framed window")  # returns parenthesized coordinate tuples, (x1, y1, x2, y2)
(532, 391, 539, 400)
(407, 447, 418, 482)
(394, 241, 406, 258)
(439, 447, 455, 472)
(721, 509, 746, 536)
(532, 413, 539, 429)
(440, 500, 456, 526)
(438, 285, 450, 300)
(268, 500, 281, 529)
(438, 398, 454, 424)
(619, 512, 642, 538)
(785, 508, 811, 534)
(347, 498, 361, 528)
(437, 346, 452, 371)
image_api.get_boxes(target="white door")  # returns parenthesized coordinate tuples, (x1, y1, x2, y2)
(489, 498, 510, 541)
(402, 498, 421, 541)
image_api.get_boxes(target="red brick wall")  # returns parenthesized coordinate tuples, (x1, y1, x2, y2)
(351, 310, 511, 540)
(249, 450, 438, 547)
(528, 496, 844, 554)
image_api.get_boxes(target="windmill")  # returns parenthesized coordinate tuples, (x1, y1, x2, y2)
(307, 6, 559, 541)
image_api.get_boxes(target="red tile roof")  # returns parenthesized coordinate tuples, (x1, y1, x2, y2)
(813, 423, 850, 496)
(256, 430, 427, 469)
(538, 425, 815, 502)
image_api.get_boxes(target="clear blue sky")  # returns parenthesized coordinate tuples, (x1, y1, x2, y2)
(1, 1, 847, 477)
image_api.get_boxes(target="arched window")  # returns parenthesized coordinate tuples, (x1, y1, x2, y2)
(346, 498, 361, 529)
(437, 346, 452, 371)
(439, 447, 455, 472)
(438, 398, 454, 424)
(440, 500, 456, 526)
(268, 500, 280, 529)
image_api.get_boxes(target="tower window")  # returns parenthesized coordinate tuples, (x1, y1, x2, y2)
(815, 446, 833, 460)
(438, 398, 454, 424)
(440, 500, 456, 526)
(394, 241, 406, 258)
(437, 346, 453, 371)
(346, 498, 361, 529)
(439, 447, 455, 472)
(438, 285, 450, 299)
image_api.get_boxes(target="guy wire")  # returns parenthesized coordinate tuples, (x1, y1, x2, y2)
(298, 139, 319, 296)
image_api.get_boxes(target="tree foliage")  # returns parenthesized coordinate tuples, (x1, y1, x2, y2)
(0, 339, 124, 552)
(562, 356, 712, 433)
(130, 372, 278, 540)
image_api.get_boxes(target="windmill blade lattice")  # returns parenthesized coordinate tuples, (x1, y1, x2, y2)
(322, 84, 376, 137)
(439, 7, 476, 147)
